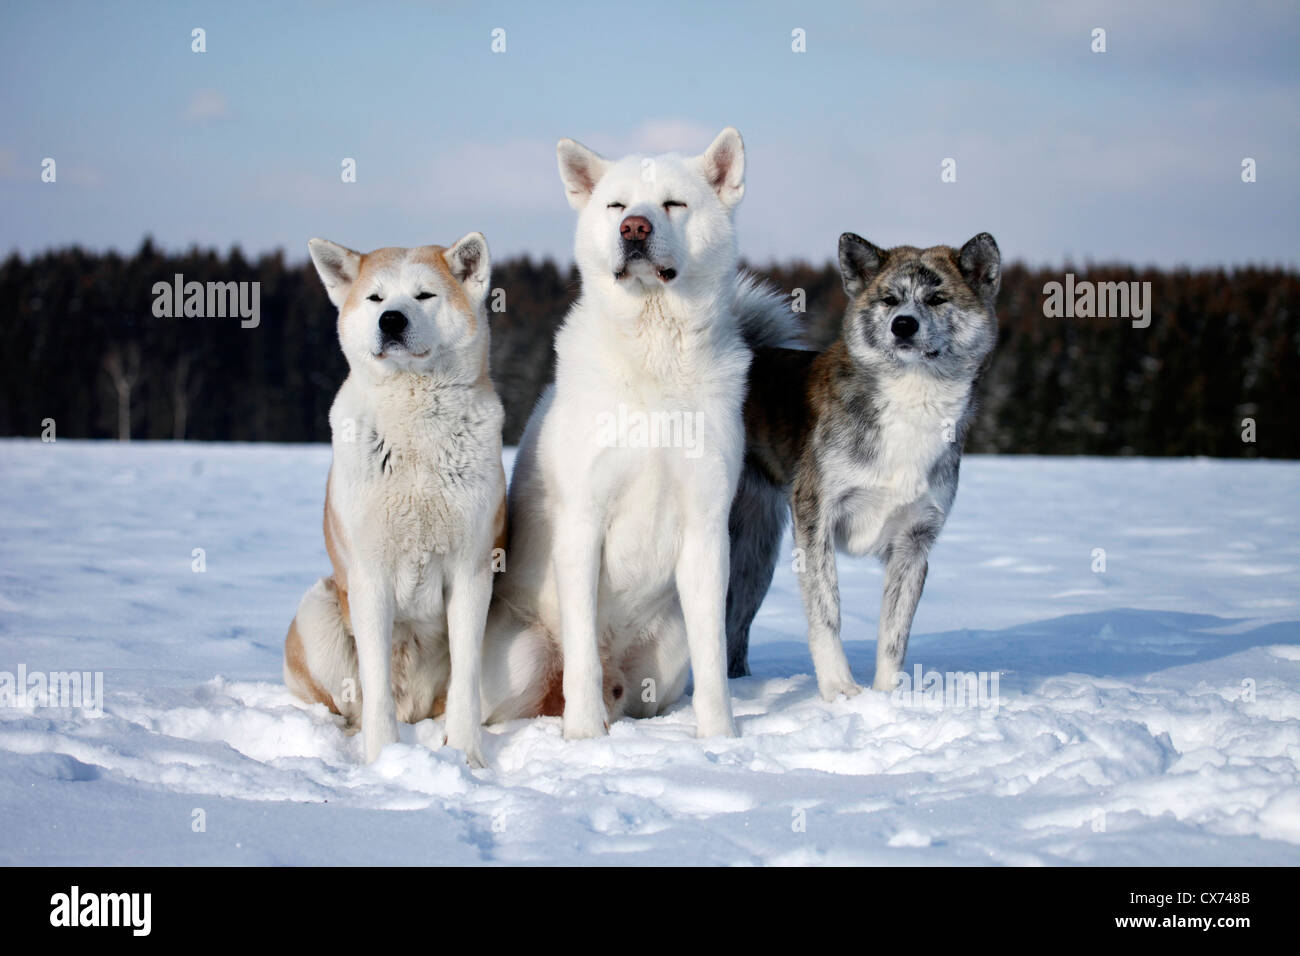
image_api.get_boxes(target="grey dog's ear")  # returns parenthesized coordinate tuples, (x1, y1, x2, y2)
(307, 238, 362, 309)
(838, 233, 886, 300)
(958, 233, 1001, 307)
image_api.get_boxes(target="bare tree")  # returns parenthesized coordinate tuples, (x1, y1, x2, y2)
(171, 352, 205, 441)
(102, 344, 141, 442)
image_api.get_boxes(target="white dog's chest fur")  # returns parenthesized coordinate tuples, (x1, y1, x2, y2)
(538, 299, 749, 635)
(596, 444, 706, 610)
(332, 375, 502, 624)
(830, 371, 969, 556)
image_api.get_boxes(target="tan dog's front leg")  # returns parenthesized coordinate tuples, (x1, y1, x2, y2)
(444, 561, 490, 767)
(349, 569, 398, 762)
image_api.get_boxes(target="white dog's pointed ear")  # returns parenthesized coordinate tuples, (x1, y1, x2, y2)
(307, 238, 361, 309)
(839, 233, 885, 299)
(700, 127, 745, 208)
(557, 138, 608, 210)
(444, 231, 491, 304)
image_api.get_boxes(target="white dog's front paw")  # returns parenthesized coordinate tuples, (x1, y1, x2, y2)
(363, 715, 400, 763)
(445, 722, 486, 769)
(696, 709, 739, 739)
(563, 702, 609, 741)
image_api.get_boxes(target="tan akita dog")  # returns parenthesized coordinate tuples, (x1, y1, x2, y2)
(284, 235, 506, 767)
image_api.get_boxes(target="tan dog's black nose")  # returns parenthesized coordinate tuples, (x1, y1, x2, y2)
(620, 215, 652, 242)
(379, 311, 408, 339)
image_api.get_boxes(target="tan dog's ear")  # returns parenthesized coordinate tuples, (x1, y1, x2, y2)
(557, 138, 608, 210)
(307, 238, 361, 309)
(698, 127, 745, 208)
(444, 232, 491, 305)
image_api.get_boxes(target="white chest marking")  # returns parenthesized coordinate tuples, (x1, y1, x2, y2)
(830, 372, 968, 554)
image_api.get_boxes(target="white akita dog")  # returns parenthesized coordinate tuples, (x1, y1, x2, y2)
(481, 128, 794, 739)
(284, 235, 506, 767)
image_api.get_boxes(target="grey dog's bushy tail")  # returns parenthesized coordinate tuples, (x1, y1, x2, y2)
(725, 272, 804, 679)
(733, 272, 805, 350)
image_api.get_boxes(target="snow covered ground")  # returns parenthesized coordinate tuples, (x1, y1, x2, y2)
(1, 440, 1298, 865)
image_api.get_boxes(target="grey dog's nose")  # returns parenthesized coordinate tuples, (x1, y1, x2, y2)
(620, 215, 653, 242)
(891, 315, 919, 339)
(379, 311, 408, 338)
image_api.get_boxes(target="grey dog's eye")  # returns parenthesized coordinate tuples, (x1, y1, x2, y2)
(927, 293, 947, 306)
(882, 294, 900, 307)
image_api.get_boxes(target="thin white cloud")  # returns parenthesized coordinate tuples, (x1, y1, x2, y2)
(626, 118, 721, 154)
(185, 89, 229, 122)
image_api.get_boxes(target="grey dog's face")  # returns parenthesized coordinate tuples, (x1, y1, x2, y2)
(839, 233, 1000, 379)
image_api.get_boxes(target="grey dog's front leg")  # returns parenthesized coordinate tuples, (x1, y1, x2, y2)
(873, 524, 937, 691)
(791, 480, 861, 699)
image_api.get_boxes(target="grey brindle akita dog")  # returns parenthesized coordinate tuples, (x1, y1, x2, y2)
(725, 232, 1000, 696)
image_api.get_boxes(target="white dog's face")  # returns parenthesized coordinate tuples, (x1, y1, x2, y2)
(307, 235, 490, 378)
(557, 127, 746, 299)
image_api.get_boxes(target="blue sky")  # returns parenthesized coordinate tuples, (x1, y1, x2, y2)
(1, 0, 1297, 267)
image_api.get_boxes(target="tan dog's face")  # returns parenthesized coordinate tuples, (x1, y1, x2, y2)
(308, 234, 490, 376)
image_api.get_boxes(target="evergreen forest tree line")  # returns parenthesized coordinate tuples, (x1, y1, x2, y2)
(2, 239, 1295, 458)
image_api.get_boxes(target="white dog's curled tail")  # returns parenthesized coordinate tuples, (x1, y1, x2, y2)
(732, 272, 805, 351)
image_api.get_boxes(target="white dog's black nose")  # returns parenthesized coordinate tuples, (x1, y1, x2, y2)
(379, 311, 408, 339)
(891, 315, 919, 339)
